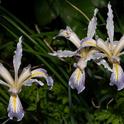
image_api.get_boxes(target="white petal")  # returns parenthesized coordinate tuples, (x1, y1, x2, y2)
(118, 51, 124, 56)
(113, 35, 124, 56)
(110, 64, 124, 90)
(45, 76, 54, 90)
(97, 38, 111, 57)
(13, 36, 23, 79)
(69, 68, 85, 94)
(97, 59, 113, 72)
(31, 68, 54, 89)
(106, 3, 114, 43)
(87, 8, 98, 38)
(89, 52, 106, 60)
(0, 63, 14, 84)
(49, 50, 77, 58)
(8, 95, 24, 121)
(58, 26, 81, 48)
(80, 38, 96, 48)
(18, 65, 31, 84)
(0, 79, 10, 87)
(31, 68, 47, 78)
(24, 79, 44, 86)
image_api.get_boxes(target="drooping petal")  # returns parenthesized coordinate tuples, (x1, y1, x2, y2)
(80, 38, 96, 48)
(18, 65, 31, 84)
(97, 59, 113, 72)
(106, 3, 114, 43)
(113, 35, 124, 56)
(109, 63, 124, 90)
(49, 50, 77, 58)
(13, 36, 23, 80)
(0, 63, 14, 84)
(45, 76, 54, 89)
(31, 68, 54, 89)
(97, 38, 111, 57)
(24, 79, 44, 86)
(31, 68, 47, 78)
(57, 26, 81, 48)
(8, 95, 24, 121)
(69, 68, 85, 94)
(87, 8, 98, 38)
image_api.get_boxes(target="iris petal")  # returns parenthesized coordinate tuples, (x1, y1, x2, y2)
(24, 79, 44, 86)
(58, 26, 81, 48)
(49, 50, 77, 58)
(80, 38, 96, 48)
(0, 63, 14, 84)
(31, 68, 47, 78)
(18, 65, 31, 84)
(106, 3, 114, 43)
(13, 36, 23, 79)
(0, 79, 10, 87)
(31, 68, 54, 89)
(97, 59, 113, 72)
(8, 95, 24, 121)
(110, 64, 124, 90)
(97, 38, 111, 57)
(87, 8, 98, 38)
(69, 68, 85, 94)
(113, 35, 124, 56)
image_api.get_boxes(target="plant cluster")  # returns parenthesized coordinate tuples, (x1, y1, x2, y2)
(0, 1, 124, 124)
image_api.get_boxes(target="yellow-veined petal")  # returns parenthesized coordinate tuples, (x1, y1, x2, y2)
(69, 68, 85, 94)
(81, 38, 96, 48)
(31, 68, 53, 89)
(31, 68, 47, 78)
(8, 95, 24, 121)
(110, 63, 124, 90)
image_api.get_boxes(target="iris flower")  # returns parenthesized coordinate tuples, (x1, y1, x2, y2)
(0, 37, 53, 121)
(50, 9, 98, 93)
(81, 3, 124, 90)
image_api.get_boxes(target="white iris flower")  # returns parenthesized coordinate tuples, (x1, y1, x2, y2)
(81, 3, 124, 90)
(50, 9, 98, 93)
(0, 36, 53, 121)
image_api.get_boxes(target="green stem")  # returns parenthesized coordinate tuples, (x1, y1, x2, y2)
(65, 0, 90, 22)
